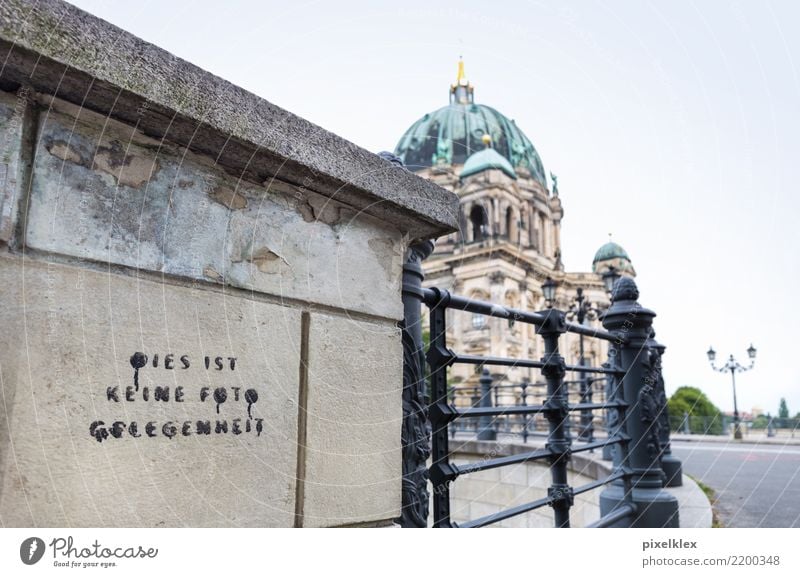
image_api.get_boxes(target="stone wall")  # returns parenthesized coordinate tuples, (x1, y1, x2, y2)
(449, 440, 603, 528)
(447, 439, 713, 528)
(0, 0, 458, 527)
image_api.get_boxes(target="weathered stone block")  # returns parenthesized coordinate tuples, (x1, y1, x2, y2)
(300, 313, 402, 527)
(25, 98, 405, 320)
(0, 87, 28, 243)
(0, 257, 301, 527)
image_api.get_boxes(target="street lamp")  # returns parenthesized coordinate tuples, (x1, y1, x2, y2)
(565, 287, 605, 442)
(707, 344, 757, 440)
(542, 277, 557, 306)
(601, 265, 620, 294)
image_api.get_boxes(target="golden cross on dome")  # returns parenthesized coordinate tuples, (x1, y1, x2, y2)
(456, 57, 467, 85)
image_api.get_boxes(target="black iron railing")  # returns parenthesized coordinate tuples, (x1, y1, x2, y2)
(398, 240, 682, 528)
(447, 376, 609, 444)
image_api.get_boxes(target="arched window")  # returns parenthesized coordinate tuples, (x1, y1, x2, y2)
(470, 204, 488, 242)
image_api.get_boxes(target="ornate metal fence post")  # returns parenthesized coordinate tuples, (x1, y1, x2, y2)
(598, 277, 679, 527)
(521, 379, 530, 443)
(649, 331, 683, 487)
(427, 289, 456, 527)
(399, 239, 435, 527)
(602, 368, 614, 462)
(576, 331, 594, 444)
(579, 370, 595, 443)
(477, 368, 496, 441)
(537, 308, 573, 528)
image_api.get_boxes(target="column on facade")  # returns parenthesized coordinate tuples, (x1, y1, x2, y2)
(553, 219, 562, 257)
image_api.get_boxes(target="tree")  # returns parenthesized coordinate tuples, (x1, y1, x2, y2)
(778, 398, 789, 419)
(668, 386, 723, 435)
(751, 414, 769, 429)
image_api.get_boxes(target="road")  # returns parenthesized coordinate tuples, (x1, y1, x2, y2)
(671, 441, 800, 527)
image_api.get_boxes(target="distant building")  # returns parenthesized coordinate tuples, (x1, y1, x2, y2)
(394, 61, 635, 396)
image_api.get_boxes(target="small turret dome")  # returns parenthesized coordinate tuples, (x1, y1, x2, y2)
(461, 148, 517, 180)
(592, 240, 636, 275)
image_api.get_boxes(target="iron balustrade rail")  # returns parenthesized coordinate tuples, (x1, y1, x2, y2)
(453, 353, 623, 374)
(447, 376, 611, 443)
(398, 240, 682, 528)
(419, 287, 624, 344)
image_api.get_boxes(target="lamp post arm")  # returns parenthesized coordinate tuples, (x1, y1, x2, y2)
(709, 361, 730, 373)
(732, 360, 755, 373)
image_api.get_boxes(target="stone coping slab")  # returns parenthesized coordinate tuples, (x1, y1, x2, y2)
(0, 0, 458, 240)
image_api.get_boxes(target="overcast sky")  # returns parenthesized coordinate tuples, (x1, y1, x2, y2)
(68, 0, 800, 417)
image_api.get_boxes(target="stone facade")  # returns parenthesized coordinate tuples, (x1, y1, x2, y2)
(417, 163, 612, 391)
(0, 0, 458, 527)
(394, 66, 634, 397)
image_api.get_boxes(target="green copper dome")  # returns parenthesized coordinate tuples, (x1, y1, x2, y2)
(592, 241, 635, 274)
(461, 148, 517, 179)
(593, 242, 629, 263)
(394, 62, 547, 186)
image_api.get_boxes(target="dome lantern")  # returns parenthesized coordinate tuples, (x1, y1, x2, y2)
(450, 58, 474, 105)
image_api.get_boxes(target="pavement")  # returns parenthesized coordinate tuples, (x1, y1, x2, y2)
(568, 448, 713, 529)
(671, 432, 800, 446)
(567, 445, 713, 528)
(664, 473, 713, 528)
(671, 440, 800, 527)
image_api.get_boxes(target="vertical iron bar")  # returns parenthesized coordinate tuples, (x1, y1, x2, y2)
(537, 308, 572, 528)
(607, 340, 635, 509)
(478, 369, 496, 440)
(398, 240, 434, 528)
(426, 291, 455, 528)
(649, 332, 682, 487)
(521, 380, 529, 443)
(449, 384, 457, 439)
(602, 368, 614, 461)
(578, 334, 589, 441)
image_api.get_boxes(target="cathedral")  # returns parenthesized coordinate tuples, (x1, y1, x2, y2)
(394, 61, 636, 399)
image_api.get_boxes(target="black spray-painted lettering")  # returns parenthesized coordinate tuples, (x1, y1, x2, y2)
(92, 352, 263, 443)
